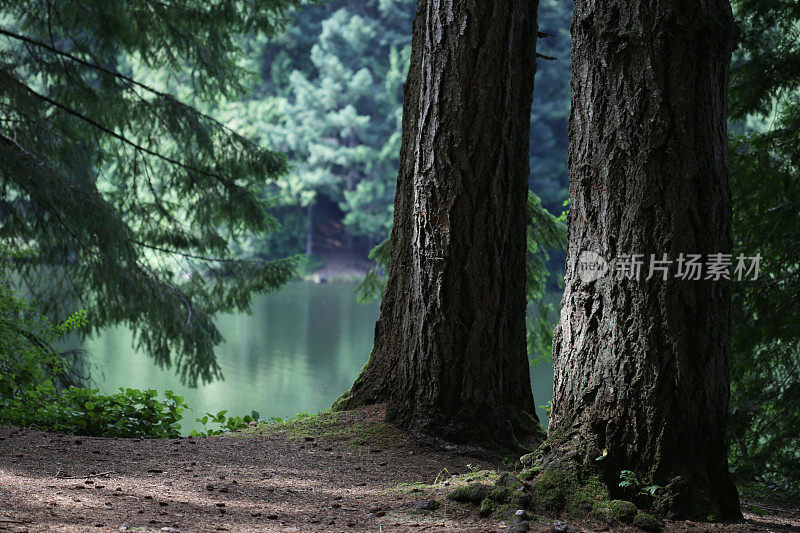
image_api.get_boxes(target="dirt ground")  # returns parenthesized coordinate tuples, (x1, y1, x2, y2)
(0, 406, 797, 532)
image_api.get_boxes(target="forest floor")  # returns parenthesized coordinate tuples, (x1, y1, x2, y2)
(0, 405, 797, 533)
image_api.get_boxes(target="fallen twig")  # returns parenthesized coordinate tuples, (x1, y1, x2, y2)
(56, 471, 115, 479)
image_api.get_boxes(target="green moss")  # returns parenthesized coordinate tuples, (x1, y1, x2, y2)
(492, 486, 526, 506)
(479, 497, 493, 517)
(518, 467, 540, 481)
(495, 472, 524, 491)
(566, 475, 610, 516)
(528, 466, 577, 512)
(248, 409, 403, 448)
(491, 503, 517, 521)
(448, 483, 495, 503)
(592, 499, 637, 524)
(519, 452, 538, 468)
(448, 482, 525, 507)
(346, 422, 404, 448)
(330, 391, 354, 411)
(591, 500, 613, 522)
(610, 500, 638, 522)
(633, 512, 663, 532)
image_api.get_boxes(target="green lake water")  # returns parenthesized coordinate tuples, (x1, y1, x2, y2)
(83, 281, 554, 435)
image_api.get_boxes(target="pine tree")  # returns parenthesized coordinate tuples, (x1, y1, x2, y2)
(262, 8, 409, 247)
(336, 0, 543, 448)
(529, 0, 572, 213)
(0, 0, 300, 385)
(727, 0, 800, 496)
(255, 0, 572, 255)
(550, 0, 740, 518)
(260, 1, 414, 250)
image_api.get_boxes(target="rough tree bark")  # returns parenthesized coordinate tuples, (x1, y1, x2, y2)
(549, 0, 740, 519)
(335, 0, 543, 447)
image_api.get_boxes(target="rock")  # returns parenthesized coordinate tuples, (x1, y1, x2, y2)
(414, 499, 440, 511)
(551, 520, 579, 532)
(633, 512, 663, 532)
(496, 473, 524, 491)
(592, 499, 637, 524)
(609, 500, 637, 523)
(508, 521, 529, 533)
(520, 452, 537, 467)
(448, 483, 494, 503)
(513, 509, 530, 521)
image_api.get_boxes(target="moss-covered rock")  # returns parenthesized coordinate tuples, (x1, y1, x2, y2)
(610, 500, 638, 522)
(518, 467, 540, 481)
(520, 451, 538, 468)
(565, 475, 610, 517)
(633, 512, 663, 532)
(528, 466, 577, 512)
(491, 503, 518, 521)
(448, 482, 526, 508)
(495, 472, 524, 490)
(448, 483, 495, 503)
(493, 486, 527, 506)
(592, 499, 638, 523)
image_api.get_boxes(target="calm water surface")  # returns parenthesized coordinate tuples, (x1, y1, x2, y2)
(84, 281, 554, 434)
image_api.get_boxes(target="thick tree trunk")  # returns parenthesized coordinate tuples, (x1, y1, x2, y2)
(549, 0, 739, 519)
(336, 0, 543, 448)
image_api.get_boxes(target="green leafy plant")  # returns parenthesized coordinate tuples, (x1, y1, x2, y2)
(1, 251, 187, 438)
(192, 409, 262, 436)
(0, 384, 188, 438)
(618, 470, 661, 497)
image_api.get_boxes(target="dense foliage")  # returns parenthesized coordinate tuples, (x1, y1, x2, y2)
(240, 0, 572, 259)
(1, 253, 260, 438)
(0, 0, 301, 385)
(0, 251, 184, 437)
(727, 0, 800, 497)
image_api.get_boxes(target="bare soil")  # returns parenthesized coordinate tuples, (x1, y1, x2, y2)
(0, 406, 797, 532)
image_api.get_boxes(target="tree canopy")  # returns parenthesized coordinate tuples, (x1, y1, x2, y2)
(0, 0, 302, 385)
(728, 0, 800, 497)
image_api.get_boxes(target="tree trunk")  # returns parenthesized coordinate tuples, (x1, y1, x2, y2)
(336, 0, 543, 448)
(549, 0, 739, 519)
(305, 203, 314, 257)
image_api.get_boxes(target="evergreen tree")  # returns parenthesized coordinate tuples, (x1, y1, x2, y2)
(336, 0, 543, 448)
(727, 0, 800, 496)
(550, 0, 740, 518)
(253, 0, 571, 257)
(0, 0, 300, 385)
(262, 7, 410, 247)
(529, 0, 572, 213)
